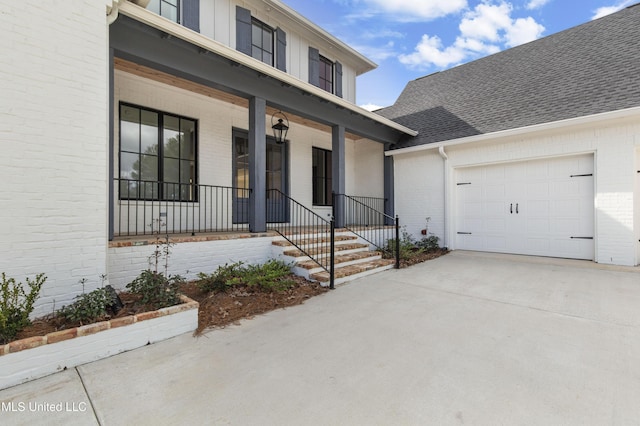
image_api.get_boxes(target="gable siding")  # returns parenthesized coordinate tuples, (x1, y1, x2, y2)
(191, 0, 359, 103)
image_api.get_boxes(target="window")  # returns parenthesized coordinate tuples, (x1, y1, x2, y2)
(312, 147, 332, 206)
(119, 104, 197, 201)
(148, 0, 180, 23)
(251, 18, 274, 66)
(319, 55, 334, 93)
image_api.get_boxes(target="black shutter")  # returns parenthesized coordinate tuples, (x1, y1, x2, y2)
(309, 47, 320, 87)
(276, 28, 287, 72)
(335, 61, 343, 98)
(236, 6, 252, 56)
(182, 0, 200, 32)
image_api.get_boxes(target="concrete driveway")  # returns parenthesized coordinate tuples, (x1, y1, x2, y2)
(2, 251, 640, 425)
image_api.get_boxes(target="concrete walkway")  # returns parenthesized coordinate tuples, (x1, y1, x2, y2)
(2, 251, 640, 425)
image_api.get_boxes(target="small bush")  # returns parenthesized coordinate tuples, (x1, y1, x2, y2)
(0, 273, 46, 344)
(126, 270, 182, 310)
(417, 235, 440, 251)
(196, 262, 246, 293)
(243, 260, 295, 292)
(385, 227, 422, 261)
(196, 260, 294, 293)
(59, 286, 119, 325)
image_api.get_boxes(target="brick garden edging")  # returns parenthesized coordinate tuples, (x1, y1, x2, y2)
(0, 295, 198, 390)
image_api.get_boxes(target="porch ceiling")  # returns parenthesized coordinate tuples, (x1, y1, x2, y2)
(115, 58, 362, 141)
(109, 11, 416, 144)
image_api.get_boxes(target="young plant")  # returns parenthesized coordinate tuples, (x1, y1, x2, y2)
(59, 285, 121, 325)
(126, 270, 182, 309)
(0, 273, 47, 344)
(127, 217, 182, 310)
(196, 260, 295, 293)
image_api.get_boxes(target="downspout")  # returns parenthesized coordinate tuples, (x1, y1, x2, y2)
(107, 1, 120, 25)
(438, 146, 448, 249)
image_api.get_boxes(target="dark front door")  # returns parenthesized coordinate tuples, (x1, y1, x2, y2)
(233, 130, 288, 224)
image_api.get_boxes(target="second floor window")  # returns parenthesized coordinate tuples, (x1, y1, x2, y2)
(251, 18, 274, 66)
(148, 0, 180, 23)
(319, 55, 334, 93)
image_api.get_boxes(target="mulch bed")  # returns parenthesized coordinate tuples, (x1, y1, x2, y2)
(10, 249, 448, 343)
(180, 276, 328, 335)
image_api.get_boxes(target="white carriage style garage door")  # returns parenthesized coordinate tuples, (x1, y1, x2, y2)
(455, 154, 594, 260)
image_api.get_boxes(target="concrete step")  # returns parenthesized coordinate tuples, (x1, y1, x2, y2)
(296, 250, 381, 271)
(282, 242, 369, 258)
(272, 234, 357, 248)
(309, 258, 396, 286)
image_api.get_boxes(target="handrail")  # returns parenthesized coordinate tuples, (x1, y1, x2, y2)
(113, 178, 251, 237)
(333, 193, 400, 269)
(267, 189, 335, 289)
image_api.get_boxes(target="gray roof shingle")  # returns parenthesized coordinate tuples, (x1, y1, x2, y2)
(380, 3, 640, 150)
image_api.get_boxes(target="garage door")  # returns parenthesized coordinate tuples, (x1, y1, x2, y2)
(455, 154, 594, 260)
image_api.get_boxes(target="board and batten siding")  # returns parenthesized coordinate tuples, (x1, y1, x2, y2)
(198, 0, 357, 103)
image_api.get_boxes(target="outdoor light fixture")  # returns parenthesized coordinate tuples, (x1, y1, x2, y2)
(271, 111, 289, 144)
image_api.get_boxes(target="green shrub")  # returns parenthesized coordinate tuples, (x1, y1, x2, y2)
(385, 227, 422, 261)
(0, 273, 46, 344)
(417, 235, 440, 251)
(126, 270, 182, 310)
(59, 287, 119, 325)
(196, 260, 294, 293)
(243, 260, 295, 292)
(196, 262, 246, 293)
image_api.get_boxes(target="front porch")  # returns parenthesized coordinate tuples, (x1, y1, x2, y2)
(109, 189, 399, 289)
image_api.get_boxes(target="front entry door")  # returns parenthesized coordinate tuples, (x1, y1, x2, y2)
(233, 130, 288, 224)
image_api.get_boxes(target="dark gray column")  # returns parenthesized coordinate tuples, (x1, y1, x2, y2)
(332, 125, 346, 228)
(383, 147, 395, 225)
(108, 47, 115, 241)
(249, 97, 267, 232)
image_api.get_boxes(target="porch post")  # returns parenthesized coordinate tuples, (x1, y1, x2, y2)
(108, 47, 115, 241)
(248, 97, 267, 232)
(384, 145, 395, 225)
(332, 124, 346, 228)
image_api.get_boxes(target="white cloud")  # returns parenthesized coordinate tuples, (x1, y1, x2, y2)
(526, 0, 551, 10)
(361, 0, 468, 21)
(356, 41, 398, 62)
(399, 35, 468, 68)
(360, 103, 384, 111)
(592, 0, 634, 20)
(399, 1, 545, 70)
(505, 16, 545, 46)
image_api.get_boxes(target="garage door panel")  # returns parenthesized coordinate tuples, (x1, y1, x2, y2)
(455, 154, 594, 260)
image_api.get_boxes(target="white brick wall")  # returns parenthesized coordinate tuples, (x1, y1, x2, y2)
(0, 1, 109, 316)
(392, 115, 640, 266)
(108, 237, 274, 289)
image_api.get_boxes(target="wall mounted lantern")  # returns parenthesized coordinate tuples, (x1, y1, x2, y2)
(271, 111, 289, 144)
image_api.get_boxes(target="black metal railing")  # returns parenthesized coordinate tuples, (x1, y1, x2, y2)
(114, 178, 250, 237)
(267, 189, 335, 289)
(333, 193, 400, 269)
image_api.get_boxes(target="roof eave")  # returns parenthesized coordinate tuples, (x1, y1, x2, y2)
(385, 106, 640, 156)
(117, 2, 416, 138)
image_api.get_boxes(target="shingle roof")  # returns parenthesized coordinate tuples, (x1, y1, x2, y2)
(379, 3, 640, 150)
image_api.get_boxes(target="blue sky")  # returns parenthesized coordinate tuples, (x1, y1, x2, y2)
(280, 0, 637, 110)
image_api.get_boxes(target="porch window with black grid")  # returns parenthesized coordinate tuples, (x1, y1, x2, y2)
(148, 0, 180, 23)
(251, 18, 273, 66)
(119, 104, 196, 201)
(312, 147, 332, 206)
